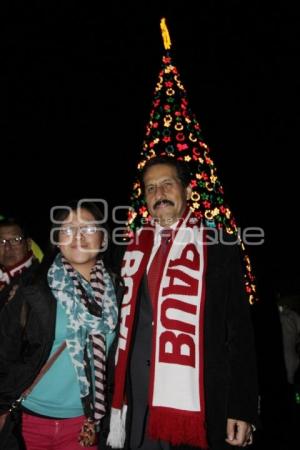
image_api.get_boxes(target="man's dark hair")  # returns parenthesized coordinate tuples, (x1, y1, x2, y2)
(140, 155, 191, 191)
(0, 218, 28, 238)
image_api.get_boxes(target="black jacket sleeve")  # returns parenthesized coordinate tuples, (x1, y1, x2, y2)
(0, 284, 55, 414)
(226, 244, 258, 424)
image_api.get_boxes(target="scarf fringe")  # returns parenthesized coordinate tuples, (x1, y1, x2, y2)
(106, 406, 127, 449)
(148, 408, 208, 448)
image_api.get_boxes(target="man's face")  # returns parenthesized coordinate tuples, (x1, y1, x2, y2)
(143, 163, 191, 227)
(0, 225, 31, 269)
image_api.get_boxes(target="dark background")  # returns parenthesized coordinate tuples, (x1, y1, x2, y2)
(1, 1, 299, 297)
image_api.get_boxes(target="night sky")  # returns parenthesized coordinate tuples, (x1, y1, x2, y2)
(1, 1, 299, 296)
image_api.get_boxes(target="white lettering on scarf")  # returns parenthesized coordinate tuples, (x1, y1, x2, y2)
(115, 250, 144, 365)
(153, 225, 204, 411)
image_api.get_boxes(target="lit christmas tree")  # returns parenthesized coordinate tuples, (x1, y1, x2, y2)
(127, 18, 257, 304)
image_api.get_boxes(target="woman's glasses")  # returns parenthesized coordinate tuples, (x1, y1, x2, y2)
(59, 225, 100, 237)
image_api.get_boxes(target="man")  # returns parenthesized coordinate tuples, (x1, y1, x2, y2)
(106, 156, 258, 450)
(0, 219, 39, 311)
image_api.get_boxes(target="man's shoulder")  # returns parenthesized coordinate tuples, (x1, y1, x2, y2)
(7, 259, 40, 288)
(204, 227, 242, 270)
(204, 227, 241, 246)
(9, 276, 51, 305)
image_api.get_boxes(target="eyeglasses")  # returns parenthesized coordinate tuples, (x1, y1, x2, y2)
(59, 225, 100, 237)
(0, 236, 24, 247)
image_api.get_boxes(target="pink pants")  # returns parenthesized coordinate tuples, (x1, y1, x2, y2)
(22, 413, 98, 450)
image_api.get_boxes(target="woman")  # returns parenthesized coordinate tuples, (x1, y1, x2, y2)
(0, 201, 120, 449)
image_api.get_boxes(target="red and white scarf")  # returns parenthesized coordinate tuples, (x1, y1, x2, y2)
(107, 210, 208, 448)
(0, 252, 33, 290)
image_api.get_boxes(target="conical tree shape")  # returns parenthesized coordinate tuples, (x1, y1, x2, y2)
(127, 18, 257, 304)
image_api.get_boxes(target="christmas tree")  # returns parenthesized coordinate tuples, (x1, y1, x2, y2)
(127, 18, 256, 304)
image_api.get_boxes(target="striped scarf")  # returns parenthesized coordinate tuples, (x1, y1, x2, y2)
(48, 253, 116, 423)
(61, 256, 106, 422)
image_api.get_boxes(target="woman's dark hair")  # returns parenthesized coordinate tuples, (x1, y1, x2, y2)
(139, 155, 191, 191)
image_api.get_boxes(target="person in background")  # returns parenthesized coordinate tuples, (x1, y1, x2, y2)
(105, 156, 258, 450)
(0, 200, 120, 450)
(0, 219, 39, 311)
(277, 293, 300, 386)
(278, 294, 300, 448)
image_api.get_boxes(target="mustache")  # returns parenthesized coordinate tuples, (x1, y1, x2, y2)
(153, 199, 175, 209)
